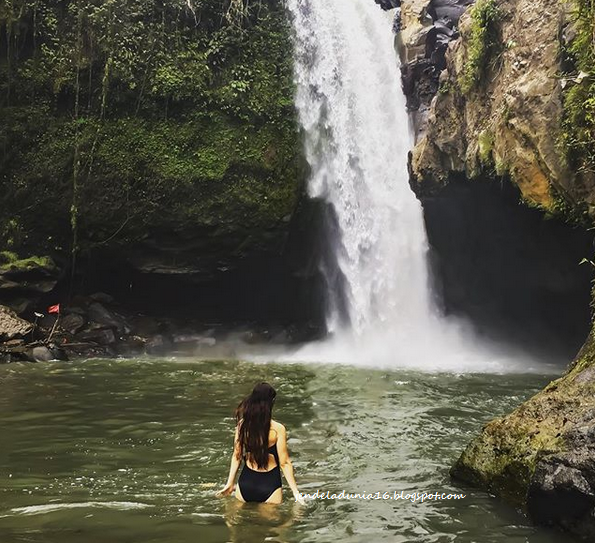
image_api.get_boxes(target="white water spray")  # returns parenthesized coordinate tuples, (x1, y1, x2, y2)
(282, 0, 546, 372)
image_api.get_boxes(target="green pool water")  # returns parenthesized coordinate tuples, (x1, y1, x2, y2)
(0, 358, 573, 542)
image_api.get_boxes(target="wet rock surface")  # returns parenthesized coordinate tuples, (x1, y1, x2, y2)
(407, 0, 595, 212)
(375, 0, 401, 8)
(528, 451, 595, 538)
(395, 0, 474, 139)
(451, 334, 595, 539)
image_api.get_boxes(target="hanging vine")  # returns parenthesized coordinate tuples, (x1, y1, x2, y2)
(69, 2, 84, 294)
(225, 0, 247, 27)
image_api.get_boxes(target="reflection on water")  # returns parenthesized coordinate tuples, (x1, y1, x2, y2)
(224, 499, 306, 543)
(0, 358, 573, 542)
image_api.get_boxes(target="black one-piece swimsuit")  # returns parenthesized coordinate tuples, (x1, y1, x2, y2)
(238, 444, 282, 502)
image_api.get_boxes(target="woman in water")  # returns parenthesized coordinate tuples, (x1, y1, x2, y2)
(217, 382, 305, 504)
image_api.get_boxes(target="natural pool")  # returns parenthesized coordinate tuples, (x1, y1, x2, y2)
(0, 358, 573, 542)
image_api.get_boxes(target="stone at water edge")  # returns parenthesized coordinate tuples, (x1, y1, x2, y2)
(23, 344, 67, 363)
(60, 313, 86, 335)
(89, 292, 115, 304)
(88, 302, 130, 334)
(146, 334, 173, 355)
(77, 327, 117, 346)
(450, 333, 595, 539)
(0, 305, 34, 341)
(527, 452, 595, 536)
(29, 346, 53, 362)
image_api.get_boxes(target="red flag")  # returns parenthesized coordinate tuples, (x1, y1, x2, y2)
(48, 304, 60, 314)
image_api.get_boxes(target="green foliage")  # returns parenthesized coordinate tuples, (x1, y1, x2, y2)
(0, 251, 18, 265)
(0, 0, 301, 257)
(459, 0, 502, 94)
(561, 0, 595, 175)
(0, 253, 54, 271)
(477, 129, 494, 165)
(438, 79, 454, 95)
(538, 189, 590, 226)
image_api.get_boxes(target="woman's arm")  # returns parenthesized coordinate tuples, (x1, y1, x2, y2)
(216, 424, 242, 497)
(276, 423, 305, 504)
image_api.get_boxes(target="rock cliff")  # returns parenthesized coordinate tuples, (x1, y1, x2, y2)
(407, 0, 595, 213)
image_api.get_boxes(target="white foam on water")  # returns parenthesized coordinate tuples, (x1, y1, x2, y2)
(7, 501, 152, 516)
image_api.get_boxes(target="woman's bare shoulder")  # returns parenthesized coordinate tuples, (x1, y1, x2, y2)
(271, 419, 286, 432)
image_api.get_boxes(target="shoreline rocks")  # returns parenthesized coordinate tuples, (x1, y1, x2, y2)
(450, 332, 595, 539)
(0, 306, 34, 342)
(0, 292, 320, 364)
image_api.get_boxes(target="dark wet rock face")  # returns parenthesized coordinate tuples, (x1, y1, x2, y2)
(396, 0, 475, 139)
(527, 414, 595, 539)
(422, 176, 593, 361)
(427, 0, 474, 23)
(375, 0, 401, 9)
(528, 452, 595, 538)
(401, 59, 440, 123)
(87, 303, 130, 335)
(60, 313, 85, 335)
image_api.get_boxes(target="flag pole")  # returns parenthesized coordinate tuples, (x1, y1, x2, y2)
(46, 305, 61, 344)
(47, 316, 60, 344)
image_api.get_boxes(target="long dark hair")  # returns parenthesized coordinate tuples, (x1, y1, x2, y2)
(235, 382, 277, 469)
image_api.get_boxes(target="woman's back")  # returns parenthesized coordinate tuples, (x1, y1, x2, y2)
(244, 421, 281, 472)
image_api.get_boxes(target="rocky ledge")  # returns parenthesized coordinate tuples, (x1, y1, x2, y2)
(407, 0, 595, 212)
(451, 332, 595, 539)
(0, 291, 306, 364)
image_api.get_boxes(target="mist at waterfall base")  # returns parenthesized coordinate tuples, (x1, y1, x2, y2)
(257, 0, 558, 374)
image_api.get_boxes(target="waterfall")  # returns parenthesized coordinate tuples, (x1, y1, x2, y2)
(287, 0, 433, 335)
(283, 0, 541, 372)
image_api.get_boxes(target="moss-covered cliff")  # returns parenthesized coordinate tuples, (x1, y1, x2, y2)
(408, 0, 595, 218)
(0, 0, 302, 284)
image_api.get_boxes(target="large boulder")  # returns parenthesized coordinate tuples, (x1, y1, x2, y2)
(0, 305, 33, 341)
(451, 333, 595, 538)
(87, 303, 130, 334)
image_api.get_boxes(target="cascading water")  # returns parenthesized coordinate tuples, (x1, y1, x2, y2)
(288, 0, 432, 336)
(284, 0, 545, 372)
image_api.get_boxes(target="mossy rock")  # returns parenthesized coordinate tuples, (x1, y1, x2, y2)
(451, 331, 595, 519)
(0, 252, 57, 275)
